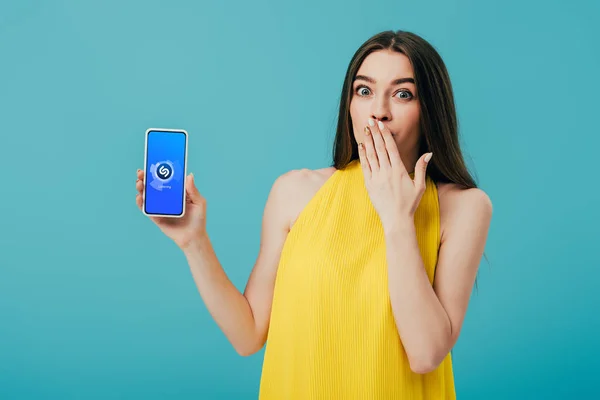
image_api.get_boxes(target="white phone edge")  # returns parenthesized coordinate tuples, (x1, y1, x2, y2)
(142, 127, 188, 218)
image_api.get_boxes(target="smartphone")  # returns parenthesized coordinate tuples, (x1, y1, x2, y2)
(142, 128, 188, 218)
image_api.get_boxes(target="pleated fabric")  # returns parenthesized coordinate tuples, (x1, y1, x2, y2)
(259, 159, 456, 399)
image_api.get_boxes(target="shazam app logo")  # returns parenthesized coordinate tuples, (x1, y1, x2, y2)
(149, 159, 181, 191)
(157, 163, 173, 180)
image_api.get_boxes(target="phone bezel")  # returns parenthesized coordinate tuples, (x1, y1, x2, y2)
(142, 128, 188, 218)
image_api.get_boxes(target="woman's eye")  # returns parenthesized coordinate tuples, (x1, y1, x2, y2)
(356, 86, 370, 96)
(396, 90, 413, 100)
(355, 86, 413, 100)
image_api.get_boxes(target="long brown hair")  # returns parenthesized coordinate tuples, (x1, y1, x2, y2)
(331, 30, 488, 289)
(332, 30, 478, 190)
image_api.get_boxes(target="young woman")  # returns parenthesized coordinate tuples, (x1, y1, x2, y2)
(135, 30, 492, 399)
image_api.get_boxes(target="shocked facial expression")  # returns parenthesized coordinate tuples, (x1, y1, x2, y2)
(350, 49, 421, 153)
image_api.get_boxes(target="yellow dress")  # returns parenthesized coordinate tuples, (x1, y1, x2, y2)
(259, 159, 456, 399)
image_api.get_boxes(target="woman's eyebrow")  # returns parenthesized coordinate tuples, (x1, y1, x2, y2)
(354, 75, 415, 85)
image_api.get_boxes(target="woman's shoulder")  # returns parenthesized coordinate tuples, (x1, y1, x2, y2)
(435, 181, 491, 209)
(435, 181, 493, 242)
(279, 166, 336, 190)
(276, 166, 337, 230)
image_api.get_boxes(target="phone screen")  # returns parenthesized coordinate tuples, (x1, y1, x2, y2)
(143, 129, 187, 217)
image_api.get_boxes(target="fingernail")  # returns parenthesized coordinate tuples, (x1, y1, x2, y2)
(364, 126, 370, 135)
(425, 152, 433, 162)
(377, 121, 384, 130)
(368, 118, 375, 127)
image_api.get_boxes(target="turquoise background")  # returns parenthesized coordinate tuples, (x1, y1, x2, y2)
(1, 0, 599, 399)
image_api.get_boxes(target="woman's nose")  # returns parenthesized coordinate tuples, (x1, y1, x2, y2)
(370, 102, 391, 121)
(371, 115, 389, 121)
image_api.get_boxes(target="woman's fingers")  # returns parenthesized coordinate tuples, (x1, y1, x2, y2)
(136, 169, 144, 210)
(375, 120, 402, 171)
(363, 124, 379, 171)
(136, 169, 144, 193)
(370, 119, 390, 169)
(357, 139, 370, 180)
(135, 193, 143, 210)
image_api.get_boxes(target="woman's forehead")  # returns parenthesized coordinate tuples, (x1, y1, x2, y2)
(356, 51, 414, 83)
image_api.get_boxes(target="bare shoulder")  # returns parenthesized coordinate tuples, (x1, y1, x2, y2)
(436, 182, 493, 243)
(275, 166, 337, 230)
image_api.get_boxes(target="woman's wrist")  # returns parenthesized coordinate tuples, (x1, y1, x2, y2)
(180, 233, 211, 258)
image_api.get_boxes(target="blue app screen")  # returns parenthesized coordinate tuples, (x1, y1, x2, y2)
(144, 130, 187, 216)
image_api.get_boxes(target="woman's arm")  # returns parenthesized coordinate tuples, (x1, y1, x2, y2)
(181, 171, 296, 356)
(386, 187, 493, 374)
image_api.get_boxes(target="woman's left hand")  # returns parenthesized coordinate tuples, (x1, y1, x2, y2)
(357, 118, 433, 232)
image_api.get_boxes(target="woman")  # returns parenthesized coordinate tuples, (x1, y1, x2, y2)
(135, 30, 492, 399)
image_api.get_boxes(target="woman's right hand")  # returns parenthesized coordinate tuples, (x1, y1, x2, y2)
(135, 169, 208, 250)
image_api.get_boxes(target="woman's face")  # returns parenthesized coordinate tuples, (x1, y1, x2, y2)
(349, 49, 421, 163)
